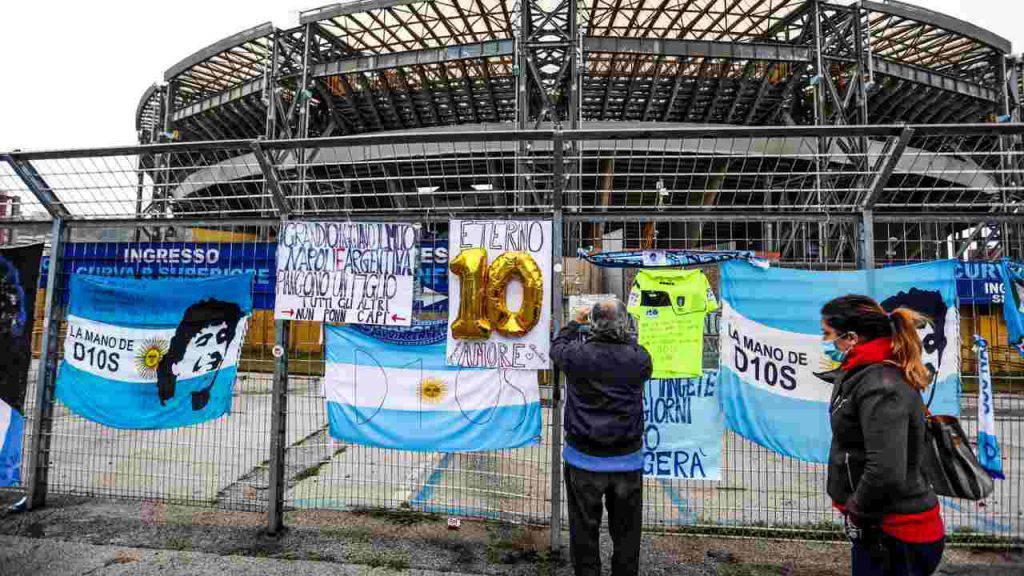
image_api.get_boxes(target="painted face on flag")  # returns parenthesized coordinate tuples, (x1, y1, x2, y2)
(881, 288, 948, 392)
(157, 299, 244, 410)
(176, 322, 232, 376)
(1014, 279, 1024, 314)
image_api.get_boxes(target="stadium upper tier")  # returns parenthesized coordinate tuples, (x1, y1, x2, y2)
(136, 0, 1018, 143)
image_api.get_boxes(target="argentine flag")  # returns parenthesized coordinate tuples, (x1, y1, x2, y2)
(719, 260, 961, 463)
(56, 274, 253, 429)
(324, 324, 541, 451)
(0, 401, 23, 486)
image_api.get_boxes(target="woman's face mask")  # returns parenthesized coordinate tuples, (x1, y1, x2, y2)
(821, 336, 849, 363)
(820, 319, 854, 363)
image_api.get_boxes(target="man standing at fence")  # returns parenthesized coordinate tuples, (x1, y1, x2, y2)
(551, 298, 652, 576)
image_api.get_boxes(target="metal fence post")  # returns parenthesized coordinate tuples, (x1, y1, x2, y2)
(549, 129, 566, 554)
(266, 309, 290, 534)
(24, 217, 66, 509)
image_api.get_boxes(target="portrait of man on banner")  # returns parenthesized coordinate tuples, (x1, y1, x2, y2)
(56, 274, 253, 430)
(157, 299, 246, 411)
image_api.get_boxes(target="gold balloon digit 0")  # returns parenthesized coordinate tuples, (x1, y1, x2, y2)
(486, 251, 544, 338)
(449, 247, 491, 339)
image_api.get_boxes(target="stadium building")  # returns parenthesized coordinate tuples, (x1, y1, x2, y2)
(131, 0, 1022, 255)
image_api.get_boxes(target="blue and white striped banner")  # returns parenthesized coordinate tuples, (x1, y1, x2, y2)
(325, 324, 541, 452)
(55, 274, 253, 429)
(974, 335, 1005, 479)
(719, 260, 961, 463)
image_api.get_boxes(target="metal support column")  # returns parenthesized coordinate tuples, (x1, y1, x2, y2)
(549, 129, 566, 554)
(24, 218, 66, 509)
(858, 208, 875, 270)
(266, 288, 290, 535)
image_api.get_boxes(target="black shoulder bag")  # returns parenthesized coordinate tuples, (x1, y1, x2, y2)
(920, 405, 994, 501)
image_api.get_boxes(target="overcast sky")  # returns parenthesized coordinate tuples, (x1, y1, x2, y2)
(0, 0, 1019, 151)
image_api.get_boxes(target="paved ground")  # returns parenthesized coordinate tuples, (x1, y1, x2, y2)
(1, 494, 1023, 576)
(0, 534, 476, 576)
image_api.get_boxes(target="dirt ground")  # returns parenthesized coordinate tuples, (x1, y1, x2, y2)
(0, 493, 1020, 575)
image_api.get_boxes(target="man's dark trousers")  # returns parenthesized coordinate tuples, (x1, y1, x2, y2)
(564, 462, 643, 576)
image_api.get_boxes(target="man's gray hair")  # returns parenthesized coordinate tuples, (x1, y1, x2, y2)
(590, 298, 636, 343)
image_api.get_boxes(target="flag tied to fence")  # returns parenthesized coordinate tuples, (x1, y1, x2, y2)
(578, 248, 767, 269)
(56, 274, 253, 429)
(974, 335, 1005, 479)
(324, 324, 541, 451)
(1001, 259, 1024, 358)
(0, 244, 41, 486)
(719, 260, 961, 463)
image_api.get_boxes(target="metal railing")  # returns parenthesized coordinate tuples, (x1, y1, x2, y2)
(1, 124, 1022, 547)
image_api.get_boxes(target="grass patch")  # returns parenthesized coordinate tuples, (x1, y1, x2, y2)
(274, 550, 300, 561)
(165, 536, 192, 551)
(319, 525, 374, 542)
(347, 546, 411, 570)
(355, 508, 442, 526)
(485, 522, 541, 565)
(292, 460, 331, 483)
(305, 550, 333, 562)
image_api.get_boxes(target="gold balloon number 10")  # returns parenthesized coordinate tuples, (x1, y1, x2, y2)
(449, 247, 544, 339)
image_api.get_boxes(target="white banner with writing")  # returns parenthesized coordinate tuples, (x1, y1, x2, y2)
(446, 220, 552, 370)
(274, 221, 415, 325)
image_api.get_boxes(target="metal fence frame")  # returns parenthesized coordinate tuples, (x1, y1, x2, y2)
(2, 124, 1023, 550)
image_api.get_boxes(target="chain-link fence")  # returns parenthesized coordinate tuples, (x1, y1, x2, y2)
(1, 125, 1022, 546)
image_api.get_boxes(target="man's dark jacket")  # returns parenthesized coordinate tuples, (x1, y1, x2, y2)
(550, 322, 653, 457)
(825, 363, 938, 521)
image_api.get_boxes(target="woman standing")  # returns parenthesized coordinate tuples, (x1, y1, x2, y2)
(821, 294, 945, 576)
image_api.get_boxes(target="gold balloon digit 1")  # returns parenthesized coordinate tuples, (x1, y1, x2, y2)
(449, 247, 491, 340)
(486, 251, 544, 338)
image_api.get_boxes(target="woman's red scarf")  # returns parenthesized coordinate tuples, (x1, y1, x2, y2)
(841, 337, 893, 371)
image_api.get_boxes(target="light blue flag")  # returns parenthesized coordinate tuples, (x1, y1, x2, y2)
(643, 373, 722, 480)
(719, 260, 961, 463)
(324, 324, 541, 452)
(974, 336, 1005, 479)
(0, 401, 24, 487)
(1001, 259, 1024, 358)
(55, 274, 253, 429)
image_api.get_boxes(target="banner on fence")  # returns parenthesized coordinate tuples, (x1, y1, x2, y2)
(643, 372, 722, 480)
(974, 335, 1005, 479)
(1001, 259, 1024, 357)
(274, 221, 415, 325)
(55, 274, 253, 429)
(446, 220, 552, 370)
(418, 236, 449, 310)
(0, 244, 42, 486)
(42, 242, 276, 309)
(956, 261, 1008, 305)
(719, 260, 961, 463)
(325, 324, 541, 451)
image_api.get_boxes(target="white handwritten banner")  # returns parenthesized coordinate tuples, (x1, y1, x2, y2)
(643, 373, 722, 480)
(274, 221, 415, 325)
(446, 220, 552, 370)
